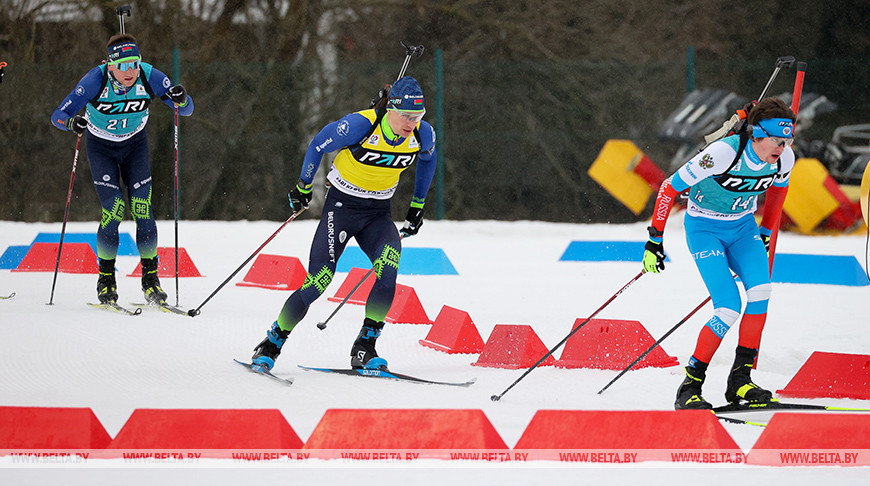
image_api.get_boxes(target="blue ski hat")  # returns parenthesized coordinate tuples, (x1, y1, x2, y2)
(108, 41, 140, 64)
(752, 118, 794, 139)
(387, 76, 425, 112)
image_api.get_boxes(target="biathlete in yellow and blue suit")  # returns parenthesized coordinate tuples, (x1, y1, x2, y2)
(249, 76, 437, 372)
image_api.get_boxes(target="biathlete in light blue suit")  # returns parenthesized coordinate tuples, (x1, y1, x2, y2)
(641, 97, 796, 410)
(51, 34, 193, 305)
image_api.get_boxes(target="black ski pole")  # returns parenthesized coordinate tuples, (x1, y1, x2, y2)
(316, 233, 408, 330)
(173, 102, 180, 306)
(491, 270, 646, 402)
(187, 208, 306, 317)
(47, 134, 82, 305)
(597, 295, 710, 395)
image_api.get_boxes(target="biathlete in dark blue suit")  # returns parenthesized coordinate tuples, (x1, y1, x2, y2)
(51, 34, 193, 305)
(250, 76, 437, 372)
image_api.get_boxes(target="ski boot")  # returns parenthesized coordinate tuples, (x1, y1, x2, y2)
(251, 321, 290, 372)
(141, 257, 168, 304)
(675, 361, 713, 410)
(96, 258, 118, 304)
(350, 318, 388, 370)
(724, 346, 774, 405)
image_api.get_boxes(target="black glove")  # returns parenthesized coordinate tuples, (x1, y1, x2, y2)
(643, 240, 666, 273)
(400, 205, 424, 237)
(65, 115, 87, 134)
(288, 179, 312, 211)
(166, 85, 187, 104)
(760, 234, 771, 256)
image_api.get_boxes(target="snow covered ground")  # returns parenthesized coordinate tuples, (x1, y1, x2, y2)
(1, 217, 869, 484)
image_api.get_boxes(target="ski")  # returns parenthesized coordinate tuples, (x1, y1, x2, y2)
(714, 413, 767, 427)
(713, 400, 870, 414)
(87, 302, 143, 316)
(233, 359, 294, 386)
(0, 292, 15, 299)
(131, 301, 188, 316)
(297, 364, 477, 387)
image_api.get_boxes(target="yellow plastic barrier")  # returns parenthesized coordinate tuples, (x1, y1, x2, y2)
(861, 158, 870, 228)
(782, 158, 839, 234)
(588, 140, 661, 216)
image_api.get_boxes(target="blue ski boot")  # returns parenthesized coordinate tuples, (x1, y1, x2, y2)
(351, 318, 388, 370)
(251, 321, 290, 372)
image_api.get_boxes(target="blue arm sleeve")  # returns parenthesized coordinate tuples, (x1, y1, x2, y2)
(150, 66, 194, 116)
(411, 121, 438, 205)
(669, 171, 690, 193)
(298, 113, 372, 183)
(50, 67, 103, 131)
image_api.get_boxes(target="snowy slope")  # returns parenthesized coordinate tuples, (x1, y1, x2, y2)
(1, 218, 869, 483)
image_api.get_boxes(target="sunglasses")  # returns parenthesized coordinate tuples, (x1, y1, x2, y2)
(113, 60, 140, 72)
(758, 125, 794, 147)
(391, 109, 425, 123)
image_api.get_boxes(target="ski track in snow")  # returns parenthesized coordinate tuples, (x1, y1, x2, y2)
(1, 219, 869, 483)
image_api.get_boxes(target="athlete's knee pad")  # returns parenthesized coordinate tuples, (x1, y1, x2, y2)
(745, 283, 771, 303)
(372, 244, 400, 280)
(300, 265, 334, 296)
(100, 197, 125, 229)
(744, 283, 772, 315)
(130, 187, 153, 221)
(704, 307, 741, 339)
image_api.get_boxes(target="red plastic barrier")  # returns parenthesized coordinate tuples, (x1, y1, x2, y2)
(555, 318, 678, 370)
(11, 242, 96, 273)
(0, 406, 111, 451)
(303, 409, 507, 459)
(419, 305, 484, 354)
(747, 413, 870, 466)
(385, 285, 431, 324)
(327, 267, 375, 304)
(236, 253, 307, 290)
(472, 324, 555, 369)
(127, 247, 203, 277)
(514, 410, 741, 462)
(633, 154, 666, 188)
(777, 351, 870, 399)
(106, 409, 302, 458)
